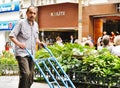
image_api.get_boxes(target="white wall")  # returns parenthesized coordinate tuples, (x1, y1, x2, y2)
(89, 0, 108, 4)
(23, 0, 31, 7)
(55, 0, 78, 3)
(34, 0, 78, 6)
(0, 0, 3, 4)
(0, 1, 20, 53)
(0, 11, 19, 52)
(0, 32, 5, 54)
(5, 0, 11, 3)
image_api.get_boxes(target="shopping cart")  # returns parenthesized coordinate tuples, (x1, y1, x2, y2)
(25, 45, 76, 88)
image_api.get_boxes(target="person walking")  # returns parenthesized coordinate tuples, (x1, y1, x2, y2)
(9, 6, 43, 88)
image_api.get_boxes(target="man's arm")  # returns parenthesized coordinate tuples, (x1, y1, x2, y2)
(36, 38, 44, 48)
(9, 36, 25, 49)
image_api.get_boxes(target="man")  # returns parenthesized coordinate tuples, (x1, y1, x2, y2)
(9, 6, 42, 88)
(97, 31, 107, 46)
(70, 35, 75, 43)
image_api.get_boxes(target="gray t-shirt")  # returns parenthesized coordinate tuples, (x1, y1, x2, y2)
(9, 19, 39, 57)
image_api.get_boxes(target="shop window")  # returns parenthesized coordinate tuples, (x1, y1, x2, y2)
(103, 19, 120, 35)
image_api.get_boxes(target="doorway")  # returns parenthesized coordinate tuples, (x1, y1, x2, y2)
(103, 19, 120, 35)
(93, 16, 120, 45)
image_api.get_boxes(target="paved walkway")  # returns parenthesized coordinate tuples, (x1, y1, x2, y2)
(0, 76, 49, 88)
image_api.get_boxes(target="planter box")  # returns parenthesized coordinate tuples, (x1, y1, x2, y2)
(0, 65, 18, 75)
(34, 68, 120, 88)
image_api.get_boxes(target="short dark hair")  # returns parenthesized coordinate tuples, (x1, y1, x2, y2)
(103, 38, 109, 46)
(102, 35, 110, 46)
(85, 42, 90, 46)
(26, 6, 38, 13)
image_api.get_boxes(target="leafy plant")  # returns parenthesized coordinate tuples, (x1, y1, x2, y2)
(0, 51, 17, 75)
(35, 43, 120, 87)
(0, 51, 17, 65)
(82, 48, 120, 87)
(35, 43, 95, 72)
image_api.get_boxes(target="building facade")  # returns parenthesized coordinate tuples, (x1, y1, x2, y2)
(1, 0, 120, 53)
(82, 2, 120, 45)
(0, 0, 79, 53)
(38, 2, 78, 43)
(34, 0, 79, 43)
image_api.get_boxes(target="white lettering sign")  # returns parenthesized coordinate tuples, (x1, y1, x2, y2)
(50, 11, 65, 16)
(0, 24, 8, 29)
(0, 4, 15, 12)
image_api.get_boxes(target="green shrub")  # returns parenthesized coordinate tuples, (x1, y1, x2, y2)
(0, 51, 17, 75)
(35, 43, 95, 72)
(35, 43, 120, 87)
(0, 51, 17, 65)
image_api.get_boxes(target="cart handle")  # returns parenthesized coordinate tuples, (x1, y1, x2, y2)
(41, 44, 54, 57)
(25, 44, 54, 59)
(25, 48, 35, 61)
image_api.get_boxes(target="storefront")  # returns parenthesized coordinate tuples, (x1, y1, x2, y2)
(38, 2, 120, 45)
(0, 1, 20, 53)
(37, 2, 78, 44)
(82, 3, 120, 45)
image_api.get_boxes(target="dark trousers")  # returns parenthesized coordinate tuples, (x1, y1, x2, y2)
(16, 56, 34, 88)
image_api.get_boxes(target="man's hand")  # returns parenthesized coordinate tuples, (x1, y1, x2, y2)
(18, 42, 26, 49)
(39, 42, 45, 48)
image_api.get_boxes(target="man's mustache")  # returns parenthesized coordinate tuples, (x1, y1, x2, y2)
(30, 16, 34, 18)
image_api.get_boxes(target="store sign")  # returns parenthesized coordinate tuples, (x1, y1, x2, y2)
(0, 20, 17, 31)
(50, 11, 65, 16)
(0, 1, 20, 13)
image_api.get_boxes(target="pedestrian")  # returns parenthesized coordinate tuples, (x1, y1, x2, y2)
(97, 31, 107, 46)
(56, 36, 63, 46)
(5, 42, 10, 51)
(70, 35, 75, 43)
(9, 6, 43, 88)
(110, 31, 115, 43)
